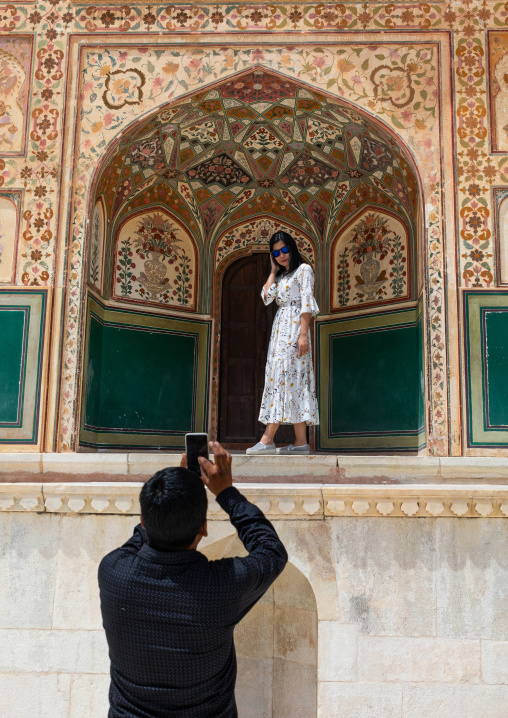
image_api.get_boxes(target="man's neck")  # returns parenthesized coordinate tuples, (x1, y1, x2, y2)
(146, 535, 201, 552)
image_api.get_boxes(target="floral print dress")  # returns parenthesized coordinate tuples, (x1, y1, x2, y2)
(259, 263, 320, 426)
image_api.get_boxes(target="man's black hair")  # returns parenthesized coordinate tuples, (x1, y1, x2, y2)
(139, 467, 208, 551)
(269, 230, 309, 277)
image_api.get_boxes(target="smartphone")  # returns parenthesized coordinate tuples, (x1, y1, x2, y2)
(185, 433, 209, 475)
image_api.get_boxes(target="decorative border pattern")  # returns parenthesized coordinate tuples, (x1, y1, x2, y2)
(2, 482, 508, 518)
(0, 289, 46, 444)
(79, 292, 211, 448)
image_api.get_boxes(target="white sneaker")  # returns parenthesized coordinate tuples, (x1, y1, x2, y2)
(246, 441, 277, 455)
(276, 444, 310, 455)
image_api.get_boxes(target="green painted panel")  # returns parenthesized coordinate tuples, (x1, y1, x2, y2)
(464, 291, 508, 446)
(0, 308, 26, 425)
(84, 314, 196, 433)
(330, 323, 422, 435)
(485, 310, 508, 428)
(417, 312, 425, 433)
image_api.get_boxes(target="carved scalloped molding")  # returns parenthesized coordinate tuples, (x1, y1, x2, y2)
(0, 484, 508, 518)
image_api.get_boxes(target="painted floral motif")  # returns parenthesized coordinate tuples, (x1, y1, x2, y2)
(113, 210, 196, 309)
(117, 237, 135, 296)
(89, 208, 101, 288)
(488, 32, 508, 152)
(188, 153, 251, 187)
(360, 137, 392, 173)
(130, 137, 165, 169)
(371, 65, 415, 109)
(244, 126, 284, 153)
(0, 38, 32, 155)
(281, 153, 339, 188)
(0, 195, 18, 283)
(181, 120, 219, 146)
(221, 71, 300, 102)
(333, 212, 409, 308)
(174, 255, 192, 305)
(215, 218, 314, 267)
(133, 212, 182, 258)
(306, 118, 343, 148)
(103, 68, 146, 110)
(336, 249, 350, 307)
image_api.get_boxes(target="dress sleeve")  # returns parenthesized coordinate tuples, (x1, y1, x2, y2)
(298, 264, 319, 317)
(261, 280, 277, 306)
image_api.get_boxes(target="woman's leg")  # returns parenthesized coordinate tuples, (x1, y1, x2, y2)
(293, 421, 308, 447)
(261, 422, 280, 445)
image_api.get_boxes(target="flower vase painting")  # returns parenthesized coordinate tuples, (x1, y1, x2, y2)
(114, 210, 196, 310)
(333, 210, 410, 310)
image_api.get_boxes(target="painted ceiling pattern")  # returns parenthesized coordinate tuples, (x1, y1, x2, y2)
(95, 68, 418, 252)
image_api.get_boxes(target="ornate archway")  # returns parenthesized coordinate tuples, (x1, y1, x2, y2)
(79, 66, 425, 451)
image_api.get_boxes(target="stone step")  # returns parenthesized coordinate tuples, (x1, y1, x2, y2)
(1, 453, 508, 484)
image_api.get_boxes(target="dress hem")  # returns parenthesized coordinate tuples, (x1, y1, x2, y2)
(259, 418, 320, 426)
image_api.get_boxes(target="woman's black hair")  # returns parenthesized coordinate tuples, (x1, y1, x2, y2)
(269, 230, 308, 277)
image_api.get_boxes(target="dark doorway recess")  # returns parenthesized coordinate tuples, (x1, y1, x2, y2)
(219, 253, 294, 448)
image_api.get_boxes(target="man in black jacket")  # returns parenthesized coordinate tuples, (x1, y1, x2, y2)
(98, 441, 288, 718)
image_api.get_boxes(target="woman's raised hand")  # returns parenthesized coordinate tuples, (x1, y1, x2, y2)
(269, 253, 279, 275)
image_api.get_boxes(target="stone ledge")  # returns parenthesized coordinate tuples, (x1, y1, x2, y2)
(1, 454, 508, 484)
(0, 483, 507, 518)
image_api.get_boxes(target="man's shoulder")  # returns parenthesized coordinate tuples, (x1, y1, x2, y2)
(98, 544, 137, 581)
(204, 554, 252, 584)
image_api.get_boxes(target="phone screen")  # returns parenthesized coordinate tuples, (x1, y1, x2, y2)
(185, 433, 209, 475)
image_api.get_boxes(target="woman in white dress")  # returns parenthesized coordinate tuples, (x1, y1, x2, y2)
(247, 231, 319, 455)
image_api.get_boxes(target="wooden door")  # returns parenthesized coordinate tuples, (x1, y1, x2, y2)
(219, 253, 295, 447)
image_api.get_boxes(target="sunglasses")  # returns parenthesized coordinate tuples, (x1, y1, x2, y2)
(272, 246, 290, 258)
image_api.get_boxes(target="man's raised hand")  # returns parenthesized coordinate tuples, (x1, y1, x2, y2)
(198, 441, 233, 497)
